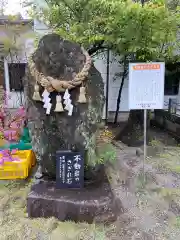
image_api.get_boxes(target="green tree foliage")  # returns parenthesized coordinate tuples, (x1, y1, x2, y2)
(31, 0, 179, 62)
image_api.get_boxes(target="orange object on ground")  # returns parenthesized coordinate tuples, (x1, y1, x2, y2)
(0, 150, 36, 179)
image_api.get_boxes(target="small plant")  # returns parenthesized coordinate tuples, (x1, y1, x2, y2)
(96, 143, 116, 165)
(149, 139, 161, 147)
(174, 216, 180, 228)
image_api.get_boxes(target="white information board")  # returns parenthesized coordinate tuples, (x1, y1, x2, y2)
(129, 62, 165, 110)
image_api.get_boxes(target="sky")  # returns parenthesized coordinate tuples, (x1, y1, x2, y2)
(5, 0, 27, 17)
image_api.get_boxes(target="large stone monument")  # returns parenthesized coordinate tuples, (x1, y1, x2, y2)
(25, 34, 120, 223)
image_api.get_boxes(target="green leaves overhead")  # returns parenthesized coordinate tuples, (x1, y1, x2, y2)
(32, 0, 180, 61)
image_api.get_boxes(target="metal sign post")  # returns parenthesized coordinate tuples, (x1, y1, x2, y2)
(143, 109, 147, 182)
(128, 62, 165, 185)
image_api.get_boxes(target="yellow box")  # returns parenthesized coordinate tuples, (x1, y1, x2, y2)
(0, 150, 36, 180)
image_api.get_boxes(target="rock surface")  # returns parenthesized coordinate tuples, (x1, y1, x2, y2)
(27, 179, 121, 223)
(24, 34, 104, 178)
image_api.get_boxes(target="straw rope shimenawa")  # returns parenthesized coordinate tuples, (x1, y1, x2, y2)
(28, 47, 92, 93)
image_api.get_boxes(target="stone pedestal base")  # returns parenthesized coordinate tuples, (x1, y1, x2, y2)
(27, 179, 120, 224)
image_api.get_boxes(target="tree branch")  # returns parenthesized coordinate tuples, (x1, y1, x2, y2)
(60, 0, 81, 20)
(87, 40, 105, 56)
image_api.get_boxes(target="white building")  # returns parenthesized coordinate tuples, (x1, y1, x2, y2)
(1, 18, 180, 121)
(0, 16, 34, 108)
